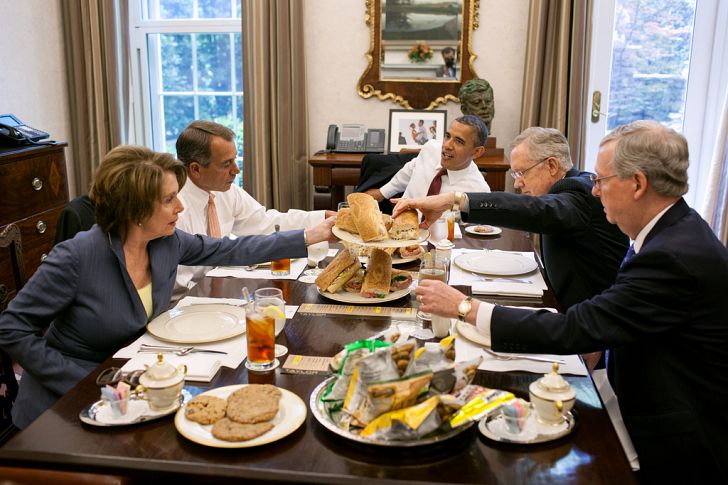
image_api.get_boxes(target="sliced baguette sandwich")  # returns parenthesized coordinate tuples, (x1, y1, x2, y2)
(361, 248, 392, 298)
(389, 209, 419, 240)
(348, 193, 388, 242)
(315, 248, 361, 293)
(334, 208, 359, 234)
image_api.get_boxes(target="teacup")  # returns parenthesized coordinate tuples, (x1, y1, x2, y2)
(135, 353, 186, 411)
(528, 362, 576, 425)
(528, 392, 575, 424)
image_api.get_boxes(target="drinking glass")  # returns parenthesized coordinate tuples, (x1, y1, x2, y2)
(271, 257, 291, 276)
(337, 201, 349, 211)
(299, 241, 330, 283)
(245, 288, 285, 371)
(416, 258, 448, 322)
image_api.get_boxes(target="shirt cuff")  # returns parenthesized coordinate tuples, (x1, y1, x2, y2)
(475, 300, 495, 341)
(379, 184, 396, 200)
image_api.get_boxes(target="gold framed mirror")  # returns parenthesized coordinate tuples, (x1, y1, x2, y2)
(358, 0, 479, 110)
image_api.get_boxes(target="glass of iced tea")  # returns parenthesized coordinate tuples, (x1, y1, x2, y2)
(245, 289, 285, 371)
(271, 257, 291, 276)
(417, 257, 448, 322)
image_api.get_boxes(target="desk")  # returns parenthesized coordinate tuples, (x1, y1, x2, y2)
(0, 229, 634, 483)
(309, 142, 509, 211)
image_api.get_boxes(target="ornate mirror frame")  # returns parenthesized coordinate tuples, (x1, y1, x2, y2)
(357, 0, 479, 110)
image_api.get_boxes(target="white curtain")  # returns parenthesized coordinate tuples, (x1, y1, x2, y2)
(701, 87, 728, 246)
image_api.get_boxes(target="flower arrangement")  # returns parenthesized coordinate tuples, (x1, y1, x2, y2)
(407, 42, 434, 63)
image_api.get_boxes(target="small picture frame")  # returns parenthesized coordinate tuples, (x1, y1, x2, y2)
(388, 109, 447, 153)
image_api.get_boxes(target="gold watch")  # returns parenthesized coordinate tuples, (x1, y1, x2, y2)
(457, 296, 473, 321)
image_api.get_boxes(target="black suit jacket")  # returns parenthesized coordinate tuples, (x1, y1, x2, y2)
(491, 199, 728, 480)
(464, 169, 629, 309)
(54, 194, 96, 245)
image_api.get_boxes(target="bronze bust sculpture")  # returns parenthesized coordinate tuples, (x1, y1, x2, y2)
(459, 79, 494, 132)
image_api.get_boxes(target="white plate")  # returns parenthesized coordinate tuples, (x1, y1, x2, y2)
(79, 391, 189, 427)
(318, 286, 411, 304)
(333, 227, 430, 248)
(455, 320, 491, 347)
(464, 225, 502, 236)
(454, 251, 538, 276)
(478, 409, 576, 444)
(174, 385, 306, 448)
(147, 304, 246, 344)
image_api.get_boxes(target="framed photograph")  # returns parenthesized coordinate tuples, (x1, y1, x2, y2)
(388, 109, 447, 153)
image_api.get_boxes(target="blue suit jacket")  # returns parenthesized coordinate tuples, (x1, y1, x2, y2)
(491, 199, 728, 479)
(465, 169, 629, 309)
(0, 225, 307, 428)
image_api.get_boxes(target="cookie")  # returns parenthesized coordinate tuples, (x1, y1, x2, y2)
(211, 417, 274, 442)
(226, 384, 282, 424)
(184, 395, 227, 425)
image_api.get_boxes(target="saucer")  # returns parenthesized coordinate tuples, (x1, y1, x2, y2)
(478, 408, 576, 444)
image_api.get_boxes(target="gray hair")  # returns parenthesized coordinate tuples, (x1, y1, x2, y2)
(507, 127, 572, 171)
(176, 120, 235, 168)
(600, 120, 688, 197)
(453, 114, 489, 147)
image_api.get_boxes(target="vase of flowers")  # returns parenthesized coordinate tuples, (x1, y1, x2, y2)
(407, 42, 434, 64)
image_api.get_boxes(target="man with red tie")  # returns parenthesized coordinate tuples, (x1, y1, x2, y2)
(365, 115, 491, 202)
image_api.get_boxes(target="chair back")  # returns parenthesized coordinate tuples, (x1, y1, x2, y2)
(354, 152, 418, 214)
(54, 194, 96, 245)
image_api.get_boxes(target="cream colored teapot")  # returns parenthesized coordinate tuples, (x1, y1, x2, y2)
(528, 362, 576, 424)
(135, 353, 186, 411)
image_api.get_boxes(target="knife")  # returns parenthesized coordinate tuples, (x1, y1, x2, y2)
(138, 344, 228, 355)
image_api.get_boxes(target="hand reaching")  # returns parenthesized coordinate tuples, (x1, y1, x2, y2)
(391, 192, 455, 228)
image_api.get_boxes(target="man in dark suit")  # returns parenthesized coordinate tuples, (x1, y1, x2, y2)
(409, 121, 728, 482)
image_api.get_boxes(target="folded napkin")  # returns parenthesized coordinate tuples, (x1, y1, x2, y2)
(121, 353, 221, 382)
(471, 281, 543, 297)
(205, 258, 307, 280)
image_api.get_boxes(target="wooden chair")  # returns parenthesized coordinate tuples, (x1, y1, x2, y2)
(0, 223, 25, 446)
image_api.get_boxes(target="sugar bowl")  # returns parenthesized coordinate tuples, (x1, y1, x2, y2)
(135, 353, 187, 410)
(528, 362, 576, 424)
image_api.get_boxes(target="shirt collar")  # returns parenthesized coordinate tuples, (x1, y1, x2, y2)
(633, 202, 677, 253)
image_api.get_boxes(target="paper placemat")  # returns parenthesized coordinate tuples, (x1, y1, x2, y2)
(206, 258, 307, 280)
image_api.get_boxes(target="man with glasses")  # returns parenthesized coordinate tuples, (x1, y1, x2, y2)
(410, 121, 728, 481)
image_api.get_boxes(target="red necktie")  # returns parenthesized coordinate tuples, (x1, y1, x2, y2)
(426, 168, 448, 196)
(207, 194, 221, 238)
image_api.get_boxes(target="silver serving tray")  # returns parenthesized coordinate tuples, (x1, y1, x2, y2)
(309, 376, 473, 447)
(80, 390, 191, 427)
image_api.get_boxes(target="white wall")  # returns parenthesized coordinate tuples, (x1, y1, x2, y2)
(304, 0, 529, 154)
(0, 0, 74, 194)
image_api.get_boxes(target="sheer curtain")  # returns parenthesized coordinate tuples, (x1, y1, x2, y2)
(520, 0, 592, 168)
(241, 1, 309, 211)
(701, 88, 728, 245)
(61, 0, 130, 196)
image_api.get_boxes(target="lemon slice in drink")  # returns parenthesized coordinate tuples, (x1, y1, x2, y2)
(261, 305, 285, 320)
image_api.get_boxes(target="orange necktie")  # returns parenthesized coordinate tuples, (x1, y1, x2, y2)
(207, 194, 221, 238)
(426, 167, 448, 196)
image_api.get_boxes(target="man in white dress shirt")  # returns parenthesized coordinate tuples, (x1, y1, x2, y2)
(174, 120, 335, 294)
(365, 115, 491, 202)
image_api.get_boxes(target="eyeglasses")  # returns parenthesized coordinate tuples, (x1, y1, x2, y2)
(509, 157, 550, 180)
(589, 173, 618, 187)
(96, 367, 144, 387)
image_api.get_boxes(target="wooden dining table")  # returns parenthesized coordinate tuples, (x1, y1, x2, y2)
(0, 227, 636, 484)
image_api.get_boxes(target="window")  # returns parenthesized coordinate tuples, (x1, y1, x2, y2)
(130, 0, 244, 184)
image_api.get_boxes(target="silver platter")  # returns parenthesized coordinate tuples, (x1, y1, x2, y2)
(309, 375, 473, 447)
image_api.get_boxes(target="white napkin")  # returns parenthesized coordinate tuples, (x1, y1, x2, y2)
(592, 369, 640, 470)
(174, 296, 247, 309)
(121, 353, 221, 383)
(471, 281, 544, 297)
(205, 258, 307, 280)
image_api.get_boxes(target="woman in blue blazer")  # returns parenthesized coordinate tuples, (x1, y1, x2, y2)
(0, 145, 334, 428)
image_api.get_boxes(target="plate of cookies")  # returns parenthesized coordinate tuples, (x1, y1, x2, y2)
(175, 384, 306, 448)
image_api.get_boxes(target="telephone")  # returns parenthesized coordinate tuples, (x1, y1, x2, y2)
(0, 114, 50, 145)
(326, 124, 385, 153)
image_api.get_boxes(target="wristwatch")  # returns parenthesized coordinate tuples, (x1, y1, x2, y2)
(457, 296, 473, 321)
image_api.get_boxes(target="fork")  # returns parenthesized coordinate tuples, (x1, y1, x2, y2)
(138, 344, 228, 356)
(482, 347, 565, 364)
(480, 277, 533, 284)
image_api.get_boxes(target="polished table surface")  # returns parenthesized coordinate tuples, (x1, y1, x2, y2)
(0, 228, 635, 484)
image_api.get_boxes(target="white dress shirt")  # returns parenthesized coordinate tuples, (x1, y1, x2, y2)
(378, 139, 490, 200)
(175, 180, 325, 293)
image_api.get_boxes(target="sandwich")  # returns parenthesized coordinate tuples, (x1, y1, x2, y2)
(389, 269, 413, 291)
(398, 245, 423, 258)
(389, 209, 419, 240)
(343, 268, 366, 293)
(335, 208, 359, 234)
(361, 248, 393, 298)
(315, 248, 362, 293)
(348, 193, 388, 242)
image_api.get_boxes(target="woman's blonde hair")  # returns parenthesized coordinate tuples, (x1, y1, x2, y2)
(89, 145, 186, 238)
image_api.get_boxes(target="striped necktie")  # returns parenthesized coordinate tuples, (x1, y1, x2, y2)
(207, 194, 221, 238)
(620, 244, 636, 269)
(426, 167, 448, 196)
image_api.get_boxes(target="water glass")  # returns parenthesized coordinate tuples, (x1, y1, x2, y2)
(417, 257, 448, 322)
(304, 241, 329, 277)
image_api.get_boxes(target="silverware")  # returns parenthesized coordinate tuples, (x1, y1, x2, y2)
(482, 348, 565, 364)
(138, 344, 228, 356)
(479, 276, 533, 284)
(242, 264, 259, 271)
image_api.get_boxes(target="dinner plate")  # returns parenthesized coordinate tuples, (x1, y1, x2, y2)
(454, 251, 538, 276)
(455, 320, 491, 347)
(464, 225, 502, 236)
(147, 304, 246, 344)
(478, 409, 576, 444)
(318, 286, 411, 304)
(79, 391, 189, 427)
(333, 227, 430, 248)
(174, 385, 306, 448)
(309, 376, 474, 447)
